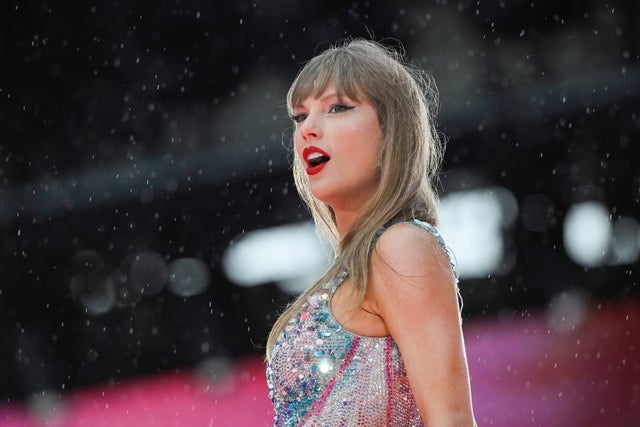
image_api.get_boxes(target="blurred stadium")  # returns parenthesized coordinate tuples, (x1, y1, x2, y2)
(1, 1, 638, 425)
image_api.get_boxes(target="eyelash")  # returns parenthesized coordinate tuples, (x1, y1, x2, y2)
(290, 104, 355, 123)
(329, 104, 354, 114)
(290, 113, 306, 123)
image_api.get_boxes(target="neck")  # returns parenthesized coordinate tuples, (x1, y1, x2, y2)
(333, 208, 360, 240)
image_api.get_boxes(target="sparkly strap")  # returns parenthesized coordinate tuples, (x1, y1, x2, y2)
(327, 269, 348, 295)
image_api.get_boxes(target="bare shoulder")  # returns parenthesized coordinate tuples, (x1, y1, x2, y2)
(369, 223, 474, 426)
(372, 221, 454, 280)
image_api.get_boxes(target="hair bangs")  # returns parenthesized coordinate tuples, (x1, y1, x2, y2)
(288, 50, 364, 112)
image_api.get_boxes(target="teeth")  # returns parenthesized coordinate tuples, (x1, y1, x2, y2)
(307, 152, 323, 161)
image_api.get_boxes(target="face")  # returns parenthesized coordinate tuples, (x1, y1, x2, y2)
(292, 84, 384, 213)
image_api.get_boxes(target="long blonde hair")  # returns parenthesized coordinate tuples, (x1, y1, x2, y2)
(266, 39, 444, 361)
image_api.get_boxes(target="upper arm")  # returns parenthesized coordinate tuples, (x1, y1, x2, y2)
(369, 223, 476, 426)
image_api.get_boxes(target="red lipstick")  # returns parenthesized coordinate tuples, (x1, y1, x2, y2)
(302, 146, 330, 176)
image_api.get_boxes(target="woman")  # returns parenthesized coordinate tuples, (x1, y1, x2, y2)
(266, 39, 477, 426)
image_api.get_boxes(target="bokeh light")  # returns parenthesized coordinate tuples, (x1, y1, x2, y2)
(439, 187, 518, 279)
(563, 201, 611, 267)
(69, 250, 117, 315)
(222, 221, 331, 293)
(167, 257, 211, 297)
(128, 251, 168, 297)
(611, 216, 640, 265)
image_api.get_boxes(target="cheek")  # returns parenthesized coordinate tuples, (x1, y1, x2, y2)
(293, 134, 304, 160)
(363, 131, 384, 162)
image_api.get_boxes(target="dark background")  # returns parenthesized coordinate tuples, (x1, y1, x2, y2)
(1, 0, 638, 402)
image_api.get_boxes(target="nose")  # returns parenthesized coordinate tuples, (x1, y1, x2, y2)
(299, 116, 321, 141)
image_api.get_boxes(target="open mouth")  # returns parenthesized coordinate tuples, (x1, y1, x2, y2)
(307, 152, 330, 167)
(302, 147, 331, 175)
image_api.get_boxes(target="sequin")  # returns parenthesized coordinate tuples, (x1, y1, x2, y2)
(316, 356, 334, 374)
(267, 220, 457, 426)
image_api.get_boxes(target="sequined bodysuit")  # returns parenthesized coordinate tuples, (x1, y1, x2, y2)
(267, 220, 456, 426)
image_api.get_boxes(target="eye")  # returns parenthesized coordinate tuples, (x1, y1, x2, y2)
(328, 104, 354, 114)
(290, 113, 307, 123)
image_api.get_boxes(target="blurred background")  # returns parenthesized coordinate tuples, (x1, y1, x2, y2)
(1, 0, 639, 426)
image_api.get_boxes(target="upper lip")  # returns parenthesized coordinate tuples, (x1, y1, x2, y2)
(302, 146, 330, 166)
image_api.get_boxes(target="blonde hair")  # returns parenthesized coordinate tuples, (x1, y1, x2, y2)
(266, 38, 444, 360)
